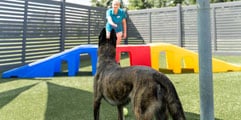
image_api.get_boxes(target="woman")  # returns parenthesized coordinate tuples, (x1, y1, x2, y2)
(106, 0, 127, 45)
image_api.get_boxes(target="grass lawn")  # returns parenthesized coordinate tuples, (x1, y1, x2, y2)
(0, 55, 241, 120)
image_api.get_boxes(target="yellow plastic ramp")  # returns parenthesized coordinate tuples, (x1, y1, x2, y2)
(212, 58, 241, 72)
(149, 43, 241, 73)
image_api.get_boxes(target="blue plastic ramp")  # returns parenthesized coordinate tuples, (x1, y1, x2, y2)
(2, 45, 98, 78)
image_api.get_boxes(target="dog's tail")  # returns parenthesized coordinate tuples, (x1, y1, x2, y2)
(153, 72, 186, 120)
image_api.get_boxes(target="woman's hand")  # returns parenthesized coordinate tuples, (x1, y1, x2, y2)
(112, 23, 117, 28)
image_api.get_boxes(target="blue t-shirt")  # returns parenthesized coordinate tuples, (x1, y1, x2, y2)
(106, 8, 126, 32)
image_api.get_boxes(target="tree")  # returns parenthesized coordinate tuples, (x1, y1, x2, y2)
(91, 0, 240, 10)
(91, 0, 109, 7)
(128, 0, 153, 9)
(91, 0, 125, 8)
(153, 0, 163, 8)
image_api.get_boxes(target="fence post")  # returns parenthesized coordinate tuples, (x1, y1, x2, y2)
(177, 4, 183, 47)
(197, 0, 214, 119)
(60, 0, 66, 51)
(148, 12, 152, 43)
(211, 7, 217, 51)
(88, 8, 91, 44)
(22, 0, 28, 64)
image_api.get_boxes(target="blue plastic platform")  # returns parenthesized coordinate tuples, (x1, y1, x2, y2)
(2, 44, 98, 78)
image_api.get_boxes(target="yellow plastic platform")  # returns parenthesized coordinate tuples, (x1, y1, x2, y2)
(149, 43, 241, 73)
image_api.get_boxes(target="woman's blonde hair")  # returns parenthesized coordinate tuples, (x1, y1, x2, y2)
(112, 0, 120, 5)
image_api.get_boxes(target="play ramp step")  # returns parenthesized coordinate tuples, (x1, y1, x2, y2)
(2, 45, 98, 78)
(149, 43, 241, 73)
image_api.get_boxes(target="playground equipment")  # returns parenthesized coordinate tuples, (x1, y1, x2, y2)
(116, 45, 151, 66)
(149, 43, 241, 73)
(2, 45, 98, 78)
(2, 43, 241, 78)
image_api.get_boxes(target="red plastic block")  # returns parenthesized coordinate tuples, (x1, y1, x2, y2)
(116, 45, 151, 66)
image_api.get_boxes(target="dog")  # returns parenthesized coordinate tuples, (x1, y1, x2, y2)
(93, 28, 186, 120)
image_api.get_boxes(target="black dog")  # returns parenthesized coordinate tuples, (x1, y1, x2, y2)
(93, 28, 186, 120)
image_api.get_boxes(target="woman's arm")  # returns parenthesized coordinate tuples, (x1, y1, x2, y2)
(107, 16, 117, 28)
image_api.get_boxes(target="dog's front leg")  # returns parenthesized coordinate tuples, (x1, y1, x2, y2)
(94, 98, 101, 120)
(93, 75, 102, 120)
(117, 105, 124, 120)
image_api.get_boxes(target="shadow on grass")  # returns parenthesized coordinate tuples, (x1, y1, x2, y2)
(44, 82, 222, 120)
(0, 77, 52, 83)
(45, 82, 93, 120)
(0, 83, 38, 109)
(185, 112, 222, 120)
(0, 80, 222, 120)
(124, 111, 222, 120)
(45, 82, 119, 120)
(159, 68, 196, 74)
(0, 78, 19, 83)
(54, 71, 93, 77)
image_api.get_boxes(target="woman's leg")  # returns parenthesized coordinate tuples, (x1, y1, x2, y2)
(116, 32, 123, 64)
(116, 32, 123, 45)
(106, 31, 111, 39)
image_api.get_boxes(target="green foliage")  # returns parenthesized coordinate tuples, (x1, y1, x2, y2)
(91, 0, 125, 8)
(128, 0, 188, 9)
(91, 0, 110, 7)
(91, 0, 241, 10)
(116, 0, 189, 10)
(128, 0, 152, 9)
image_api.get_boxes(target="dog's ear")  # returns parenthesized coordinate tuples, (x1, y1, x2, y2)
(110, 29, 117, 47)
(98, 28, 106, 46)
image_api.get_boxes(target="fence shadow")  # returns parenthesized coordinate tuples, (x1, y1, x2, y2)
(0, 83, 38, 109)
(126, 14, 145, 44)
(45, 82, 120, 120)
(0, 80, 223, 120)
(45, 82, 94, 120)
(185, 112, 222, 120)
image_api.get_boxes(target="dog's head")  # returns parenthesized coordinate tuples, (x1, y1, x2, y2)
(98, 28, 117, 48)
(98, 28, 117, 59)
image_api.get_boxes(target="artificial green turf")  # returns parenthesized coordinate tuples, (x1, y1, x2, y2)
(0, 55, 241, 120)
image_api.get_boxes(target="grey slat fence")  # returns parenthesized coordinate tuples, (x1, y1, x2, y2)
(0, 0, 106, 72)
(127, 1, 241, 55)
(1, 0, 241, 72)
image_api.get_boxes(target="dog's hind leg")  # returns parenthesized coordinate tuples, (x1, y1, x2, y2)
(133, 108, 155, 120)
(133, 101, 158, 120)
(117, 105, 124, 120)
(153, 73, 186, 120)
(155, 84, 169, 120)
(155, 104, 169, 120)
